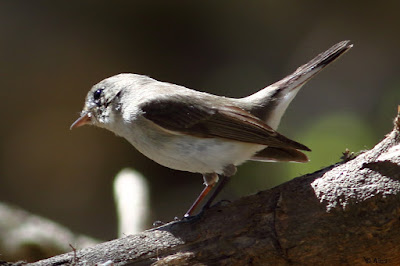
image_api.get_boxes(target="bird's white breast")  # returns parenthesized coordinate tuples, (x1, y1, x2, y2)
(113, 116, 264, 174)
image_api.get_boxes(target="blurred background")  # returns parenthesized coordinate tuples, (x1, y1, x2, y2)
(1, 0, 399, 246)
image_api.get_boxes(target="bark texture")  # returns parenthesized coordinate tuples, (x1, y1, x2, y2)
(22, 114, 400, 265)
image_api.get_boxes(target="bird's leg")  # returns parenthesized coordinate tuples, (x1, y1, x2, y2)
(201, 175, 230, 210)
(202, 164, 237, 210)
(184, 173, 218, 218)
(184, 165, 237, 217)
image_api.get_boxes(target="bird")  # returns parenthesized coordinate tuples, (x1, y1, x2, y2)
(71, 40, 352, 217)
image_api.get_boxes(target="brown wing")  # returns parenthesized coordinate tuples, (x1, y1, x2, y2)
(251, 147, 309, 163)
(141, 97, 310, 151)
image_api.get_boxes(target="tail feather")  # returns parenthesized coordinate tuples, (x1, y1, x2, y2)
(251, 146, 309, 163)
(242, 41, 353, 129)
(275, 40, 353, 90)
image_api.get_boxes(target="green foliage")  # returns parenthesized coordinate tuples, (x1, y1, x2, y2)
(375, 84, 400, 135)
(287, 112, 376, 178)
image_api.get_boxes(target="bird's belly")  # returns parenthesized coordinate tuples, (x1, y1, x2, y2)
(160, 137, 263, 174)
(124, 123, 264, 174)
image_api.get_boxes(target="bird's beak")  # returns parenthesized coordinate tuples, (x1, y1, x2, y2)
(70, 113, 91, 130)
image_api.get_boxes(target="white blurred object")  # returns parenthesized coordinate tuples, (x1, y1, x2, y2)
(113, 168, 150, 237)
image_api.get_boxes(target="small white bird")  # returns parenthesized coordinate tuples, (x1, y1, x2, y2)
(71, 41, 352, 217)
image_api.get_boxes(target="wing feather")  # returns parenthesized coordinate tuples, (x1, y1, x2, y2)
(141, 98, 310, 151)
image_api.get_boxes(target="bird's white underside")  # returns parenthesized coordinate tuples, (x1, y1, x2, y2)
(110, 113, 265, 174)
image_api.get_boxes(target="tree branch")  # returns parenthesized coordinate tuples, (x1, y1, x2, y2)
(25, 112, 400, 265)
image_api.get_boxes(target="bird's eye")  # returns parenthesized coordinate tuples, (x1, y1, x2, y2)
(93, 89, 103, 101)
